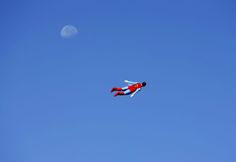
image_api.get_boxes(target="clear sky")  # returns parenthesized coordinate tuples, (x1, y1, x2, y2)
(1, 0, 236, 162)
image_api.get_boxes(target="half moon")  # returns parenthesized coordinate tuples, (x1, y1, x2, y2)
(60, 25, 78, 38)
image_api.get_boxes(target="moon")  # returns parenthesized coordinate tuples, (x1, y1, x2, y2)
(60, 25, 78, 38)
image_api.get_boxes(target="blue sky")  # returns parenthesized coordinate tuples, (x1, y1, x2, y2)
(1, 0, 236, 162)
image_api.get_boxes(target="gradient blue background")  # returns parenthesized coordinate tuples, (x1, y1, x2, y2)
(1, 0, 236, 162)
